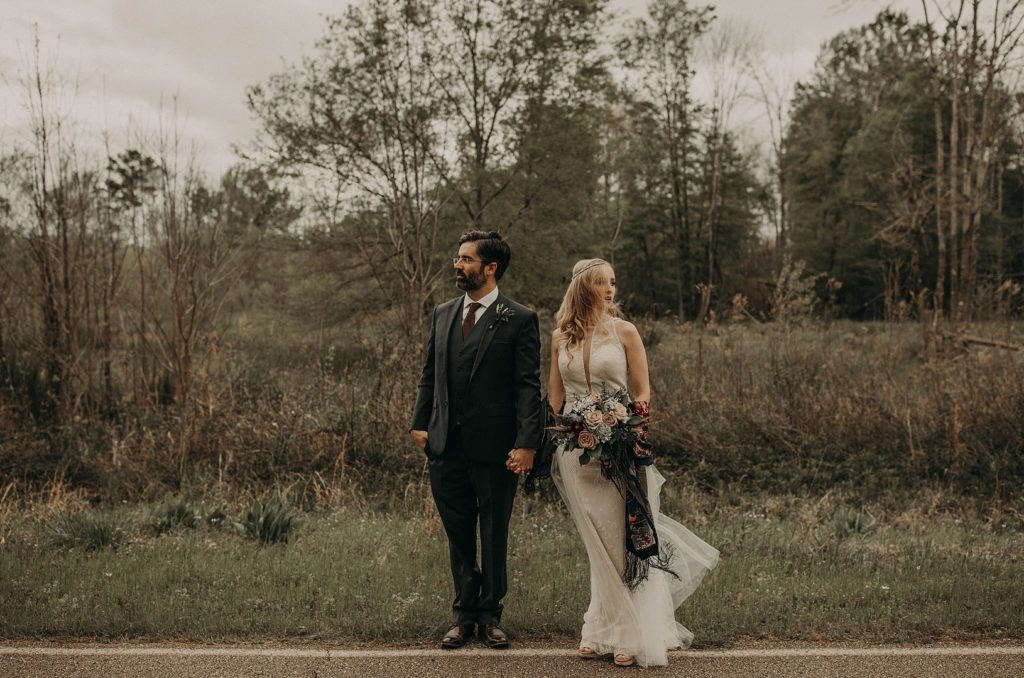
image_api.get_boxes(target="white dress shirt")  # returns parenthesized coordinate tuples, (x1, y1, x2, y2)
(462, 286, 500, 324)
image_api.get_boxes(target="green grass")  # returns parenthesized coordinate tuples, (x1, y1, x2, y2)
(1, 492, 1021, 644)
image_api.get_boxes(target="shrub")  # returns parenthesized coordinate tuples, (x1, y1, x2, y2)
(49, 511, 128, 551)
(152, 494, 199, 534)
(244, 495, 296, 545)
(829, 508, 877, 539)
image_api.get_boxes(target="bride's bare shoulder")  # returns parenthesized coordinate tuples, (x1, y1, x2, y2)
(614, 318, 643, 344)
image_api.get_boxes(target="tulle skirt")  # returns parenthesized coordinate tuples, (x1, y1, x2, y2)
(552, 446, 719, 667)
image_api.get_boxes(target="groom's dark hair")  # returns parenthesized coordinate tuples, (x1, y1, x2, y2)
(459, 230, 511, 280)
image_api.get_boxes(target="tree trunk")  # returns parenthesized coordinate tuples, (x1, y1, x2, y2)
(948, 55, 962, 331)
(667, 107, 688, 320)
(996, 159, 1005, 284)
(932, 82, 946, 332)
(698, 129, 723, 324)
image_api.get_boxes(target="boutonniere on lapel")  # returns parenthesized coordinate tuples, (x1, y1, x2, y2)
(488, 303, 515, 330)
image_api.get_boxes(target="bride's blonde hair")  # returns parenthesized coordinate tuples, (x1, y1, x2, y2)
(555, 259, 621, 362)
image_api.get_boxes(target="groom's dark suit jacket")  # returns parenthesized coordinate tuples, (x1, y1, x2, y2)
(410, 293, 543, 463)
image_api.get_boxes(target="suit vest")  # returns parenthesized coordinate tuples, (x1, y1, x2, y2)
(446, 302, 485, 430)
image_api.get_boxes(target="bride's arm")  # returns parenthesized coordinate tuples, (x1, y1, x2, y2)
(548, 329, 565, 414)
(619, 321, 651, 405)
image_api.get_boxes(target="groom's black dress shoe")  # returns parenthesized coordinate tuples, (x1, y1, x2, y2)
(479, 623, 510, 649)
(441, 623, 475, 649)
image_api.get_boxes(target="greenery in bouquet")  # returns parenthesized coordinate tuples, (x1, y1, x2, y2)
(548, 389, 652, 479)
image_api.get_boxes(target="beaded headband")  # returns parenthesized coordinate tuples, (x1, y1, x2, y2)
(571, 260, 609, 280)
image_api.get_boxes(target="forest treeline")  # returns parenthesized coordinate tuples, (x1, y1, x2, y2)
(0, 1, 1022, 498)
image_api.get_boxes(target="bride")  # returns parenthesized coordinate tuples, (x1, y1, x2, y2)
(545, 258, 719, 668)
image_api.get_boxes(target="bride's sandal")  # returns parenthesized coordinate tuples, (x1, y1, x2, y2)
(613, 652, 636, 667)
(578, 646, 600, 659)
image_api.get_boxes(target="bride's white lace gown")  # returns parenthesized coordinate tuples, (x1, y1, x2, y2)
(552, 318, 719, 667)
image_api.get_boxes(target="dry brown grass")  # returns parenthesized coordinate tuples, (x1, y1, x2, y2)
(0, 319, 1021, 508)
(644, 320, 1023, 500)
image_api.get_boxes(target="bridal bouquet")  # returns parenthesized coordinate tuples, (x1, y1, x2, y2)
(548, 389, 652, 474)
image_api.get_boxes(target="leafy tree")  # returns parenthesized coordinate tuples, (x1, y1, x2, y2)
(617, 0, 714, 318)
(428, 0, 609, 232)
(248, 0, 455, 333)
(784, 10, 935, 318)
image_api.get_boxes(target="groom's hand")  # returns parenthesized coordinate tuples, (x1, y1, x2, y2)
(506, 448, 535, 475)
(410, 429, 428, 453)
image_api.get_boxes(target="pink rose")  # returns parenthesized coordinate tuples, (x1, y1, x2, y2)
(612, 403, 629, 421)
(584, 411, 604, 428)
(577, 430, 598, 449)
(601, 412, 617, 427)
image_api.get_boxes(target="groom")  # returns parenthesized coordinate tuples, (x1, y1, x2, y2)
(409, 230, 543, 649)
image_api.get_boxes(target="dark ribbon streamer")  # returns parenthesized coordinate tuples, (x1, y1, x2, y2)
(601, 435, 678, 590)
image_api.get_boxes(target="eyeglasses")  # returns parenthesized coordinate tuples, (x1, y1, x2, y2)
(453, 256, 490, 265)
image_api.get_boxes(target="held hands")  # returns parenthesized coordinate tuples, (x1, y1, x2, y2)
(412, 431, 533, 474)
(506, 448, 535, 475)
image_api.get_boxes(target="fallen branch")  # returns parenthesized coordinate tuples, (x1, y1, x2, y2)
(742, 307, 765, 324)
(945, 333, 1022, 352)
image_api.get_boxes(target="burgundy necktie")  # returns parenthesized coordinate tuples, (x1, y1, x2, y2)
(462, 302, 482, 338)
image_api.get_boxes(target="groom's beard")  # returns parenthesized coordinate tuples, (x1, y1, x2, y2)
(456, 269, 485, 291)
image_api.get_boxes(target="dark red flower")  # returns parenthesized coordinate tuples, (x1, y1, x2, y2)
(631, 401, 650, 417)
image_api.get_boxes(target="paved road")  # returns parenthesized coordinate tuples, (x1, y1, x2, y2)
(2, 644, 1023, 677)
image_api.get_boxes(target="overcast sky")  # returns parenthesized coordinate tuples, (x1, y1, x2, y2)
(1, 0, 924, 176)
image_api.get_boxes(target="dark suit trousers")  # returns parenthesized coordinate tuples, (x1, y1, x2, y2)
(428, 428, 519, 625)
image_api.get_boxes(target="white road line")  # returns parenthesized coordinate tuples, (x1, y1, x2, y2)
(1, 646, 1023, 659)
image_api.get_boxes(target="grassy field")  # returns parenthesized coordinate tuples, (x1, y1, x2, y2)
(1, 486, 1021, 645)
(3, 320, 1021, 506)
(1, 321, 1021, 644)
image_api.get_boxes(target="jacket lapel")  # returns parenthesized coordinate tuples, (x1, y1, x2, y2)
(437, 297, 462, 377)
(469, 294, 504, 381)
